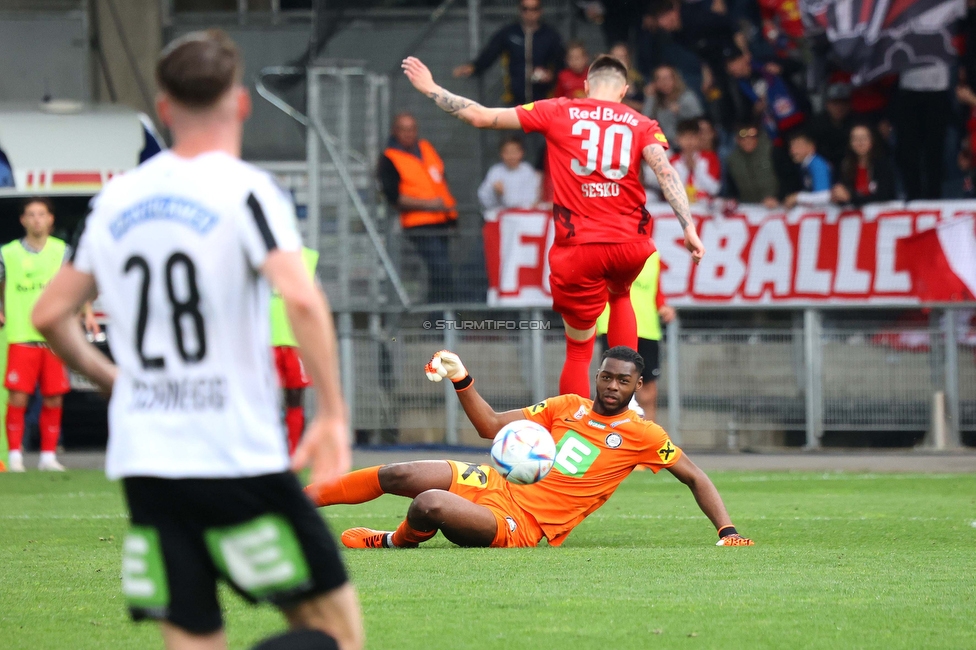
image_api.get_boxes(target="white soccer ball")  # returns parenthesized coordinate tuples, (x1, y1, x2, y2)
(489, 420, 556, 485)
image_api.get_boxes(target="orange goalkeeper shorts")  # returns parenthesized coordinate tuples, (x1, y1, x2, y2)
(447, 460, 545, 548)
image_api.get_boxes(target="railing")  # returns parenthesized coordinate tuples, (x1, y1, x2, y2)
(337, 304, 975, 449)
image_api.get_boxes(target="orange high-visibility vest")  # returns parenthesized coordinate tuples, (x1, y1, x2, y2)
(384, 140, 458, 228)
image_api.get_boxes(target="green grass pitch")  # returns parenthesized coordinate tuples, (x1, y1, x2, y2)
(2, 468, 975, 649)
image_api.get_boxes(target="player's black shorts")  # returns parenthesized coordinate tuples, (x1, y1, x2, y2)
(600, 336, 660, 382)
(121, 472, 348, 635)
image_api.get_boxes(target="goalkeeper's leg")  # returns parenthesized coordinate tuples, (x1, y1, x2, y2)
(341, 489, 497, 549)
(305, 460, 453, 507)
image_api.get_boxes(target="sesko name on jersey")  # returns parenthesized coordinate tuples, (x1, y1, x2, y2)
(567, 106, 639, 127)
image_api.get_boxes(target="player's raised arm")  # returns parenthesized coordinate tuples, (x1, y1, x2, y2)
(425, 350, 524, 438)
(666, 453, 753, 546)
(643, 143, 705, 264)
(402, 57, 521, 130)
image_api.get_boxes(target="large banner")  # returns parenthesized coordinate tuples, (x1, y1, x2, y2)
(483, 202, 976, 307)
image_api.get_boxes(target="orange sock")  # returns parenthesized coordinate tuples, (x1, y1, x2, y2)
(305, 466, 383, 506)
(390, 519, 437, 548)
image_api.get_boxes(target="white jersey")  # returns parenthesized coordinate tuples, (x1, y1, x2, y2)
(74, 151, 301, 479)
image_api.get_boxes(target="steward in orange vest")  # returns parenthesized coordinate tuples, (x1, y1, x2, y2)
(378, 116, 457, 229)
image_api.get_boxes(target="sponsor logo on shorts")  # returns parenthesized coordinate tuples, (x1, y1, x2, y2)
(455, 462, 490, 487)
(505, 517, 517, 532)
(587, 419, 607, 430)
(605, 433, 623, 448)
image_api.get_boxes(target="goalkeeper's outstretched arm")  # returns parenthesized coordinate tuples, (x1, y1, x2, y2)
(402, 57, 522, 130)
(425, 350, 524, 438)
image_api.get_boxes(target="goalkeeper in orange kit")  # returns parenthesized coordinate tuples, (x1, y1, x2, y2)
(306, 347, 753, 549)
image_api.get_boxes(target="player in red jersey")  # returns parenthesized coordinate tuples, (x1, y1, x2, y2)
(402, 55, 704, 397)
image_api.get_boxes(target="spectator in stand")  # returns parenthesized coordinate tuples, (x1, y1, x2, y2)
(648, 0, 744, 94)
(646, 118, 721, 203)
(554, 41, 590, 99)
(642, 65, 703, 145)
(894, 62, 952, 200)
(0, 149, 13, 188)
(809, 83, 855, 173)
(378, 113, 457, 302)
(453, 0, 564, 106)
(478, 136, 541, 210)
(724, 46, 807, 146)
(758, 0, 806, 60)
(959, 142, 976, 199)
(608, 42, 646, 111)
(725, 122, 779, 207)
(830, 125, 897, 207)
(784, 131, 831, 207)
(698, 116, 719, 154)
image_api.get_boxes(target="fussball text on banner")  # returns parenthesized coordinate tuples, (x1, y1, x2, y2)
(482, 202, 976, 307)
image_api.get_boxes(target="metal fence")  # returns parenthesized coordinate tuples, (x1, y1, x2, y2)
(331, 307, 975, 450)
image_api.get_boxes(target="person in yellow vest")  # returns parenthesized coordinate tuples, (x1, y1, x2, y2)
(271, 246, 320, 455)
(378, 112, 458, 302)
(596, 251, 675, 421)
(1, 198, 97, 472)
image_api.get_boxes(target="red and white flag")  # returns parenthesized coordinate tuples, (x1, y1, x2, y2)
(899, 216, 976, 302)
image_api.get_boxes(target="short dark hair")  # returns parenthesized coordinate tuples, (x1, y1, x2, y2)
(21, 197, 54, 216)
(499, 134, 524, 151)
(156, 29, 242, 109)
(676, 118, 700, 135)
(602, 346, 644, 376)
(647, 0, 678, 17)
(788, 130, 815, 146)
(587, 55, 628, 84)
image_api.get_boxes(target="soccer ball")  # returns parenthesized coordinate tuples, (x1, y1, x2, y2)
(489, 420, 556, 485)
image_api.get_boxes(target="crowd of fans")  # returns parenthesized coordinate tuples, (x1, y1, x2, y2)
(450, 0, 976, 210)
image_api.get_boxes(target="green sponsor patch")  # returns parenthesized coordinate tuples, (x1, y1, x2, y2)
(122, 526, 169, 612)
(553, 431, 600, 477)
(205, 514, 310, 600)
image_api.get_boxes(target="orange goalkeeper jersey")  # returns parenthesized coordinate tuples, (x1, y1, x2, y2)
(509, 394, 682, 546)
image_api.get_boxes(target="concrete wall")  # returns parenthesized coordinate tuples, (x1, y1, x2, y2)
(0, 11, 89, 102)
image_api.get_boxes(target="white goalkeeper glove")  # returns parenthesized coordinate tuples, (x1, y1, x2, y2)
(425, 350, 468, 383)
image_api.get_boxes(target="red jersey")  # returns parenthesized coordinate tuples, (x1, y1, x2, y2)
(515, 97, 669, 247)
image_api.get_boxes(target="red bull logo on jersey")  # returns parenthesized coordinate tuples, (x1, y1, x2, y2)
(568, 106, 638, 127)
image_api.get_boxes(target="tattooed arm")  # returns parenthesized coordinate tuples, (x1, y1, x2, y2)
(643, 143, 705, 263)
(402, 57, 521, 130)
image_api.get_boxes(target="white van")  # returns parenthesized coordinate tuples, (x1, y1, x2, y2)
(0, 101, 164, 448)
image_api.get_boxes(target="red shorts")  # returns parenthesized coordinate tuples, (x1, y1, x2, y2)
(274, 346, 311, 389)
(447, 460, 545, 548)
(4, 344, 70, 396)
(548, 240, 655, 330)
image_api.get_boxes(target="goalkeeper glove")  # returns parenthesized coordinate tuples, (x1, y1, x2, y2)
(425, 350, 468, 383)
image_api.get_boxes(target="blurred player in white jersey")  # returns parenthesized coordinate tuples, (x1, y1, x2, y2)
(32, 30, 363, 650)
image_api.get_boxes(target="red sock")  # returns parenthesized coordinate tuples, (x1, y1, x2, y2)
(607, 292, 638, 350)
(559, 334, 596, 398)
(285, 407, 304, 456)
(304, 466, 383, 507)
(390, 519, 437, 548)
(40, 405, 62, 453)
(6, 404, 25, 452)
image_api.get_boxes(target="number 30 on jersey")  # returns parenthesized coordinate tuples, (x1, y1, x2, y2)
(570, 120, 633, 180)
